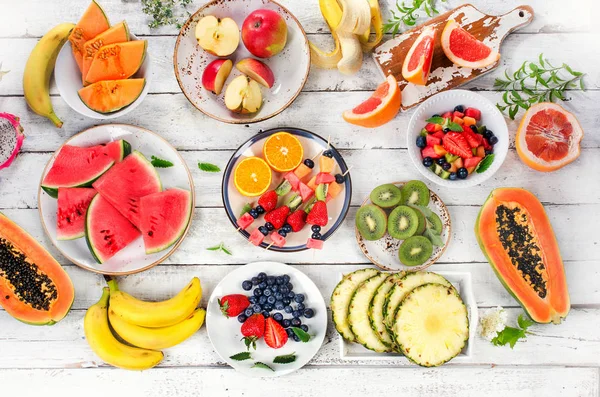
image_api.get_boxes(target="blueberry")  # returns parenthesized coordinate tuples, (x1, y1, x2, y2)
(488, 135, 499, 145)
(286, 328, 295, 337)
(282, 224, 292, 233)
(256, 205, 265, 214)
(253, 289, 262, 297)
(275, 293, 283, 300)
(282, 275, 290, 283)
(484, 129, 494, 139)
(280, 286, 289, 294)
(251, 277, 259, 285)
(282, 298, 291, 305)
(248, 296, 257, 304)
(267, 296, 276, 304)
(265, 222, 274, 231)
(470, 125, 479, 133)
(335, 174, 345, 184)
(292, 334, 301, 342)
(323, 149, 333, 158)
(242, 280, 252, 291)
(485, 149, 494, 156)
(416, 135, 427, 148)
(443, 128, 451, 133)
(432, 114, 441, 118)
(300, 324, 309, 332)
(291, 318, 302, 327)
(303, 308, 315, 318)
(311, 232, 322, 240)
(263, 288, 272, 296)
(249, 209, 259, 219)
(282, 319, 291, 328)
(278, 229, 287, 237)
(262, 311, 270, 318)
(252, 304, 262, 313)
(311, 225, 321, 233)
(275, 301, 285, 310)
(276, 276, 284, 285)
(297, 303, 305, 311)
(284, 305, 293, 313)
(454, 105, 464, 113)
(258, 281, 267, 290)
(457, 167, 469, 179)
(287, 283, 293, 291)
(442, 162, 451, 171)
(292, 310, 302, 318)
(423, 157, 433, 167)
(266, 276, 275, 285)
(295, 294, 305, 303)
(436, 157, 446, 166)
(237, 314, 247, 323)
(287, 291, 295, 299)
(258, 295, 267, 305)
(449, 172, 458, 181)
(244, 308, 253, 317)
(273, 313, 283, 322)
(257, 272, 267, 280)
(270, 285, 278, 293)
(304, 158, 314, 168)
(258, 226, 268, 236)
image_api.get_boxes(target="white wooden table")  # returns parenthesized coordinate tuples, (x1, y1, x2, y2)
(0, 0, 598, 395)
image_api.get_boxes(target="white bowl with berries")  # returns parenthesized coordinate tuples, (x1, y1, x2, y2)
(407, 90, 509, 188)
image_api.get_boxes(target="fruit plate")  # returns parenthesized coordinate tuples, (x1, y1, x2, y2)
(206, 261, 327, 377)
(173, 0, 310, 124)
(222, 127, 352, 252)
(55, 33, 152, 119)
(407, 90, 509, 188)
(356, 182, 451, 272)
(339, 270, 478, 362)
(37, 124, 194, 275)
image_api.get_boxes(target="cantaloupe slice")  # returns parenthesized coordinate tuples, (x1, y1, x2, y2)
(78, 78, 146, 113)
(82, 21, 129, 84)
(69, 0, 110, 73)
(84, 40, 147, 85)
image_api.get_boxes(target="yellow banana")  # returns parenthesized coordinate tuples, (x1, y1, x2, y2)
(109, 307, 206, 350)
(338, 0, 371, 36)
(108, 277, 202, 328)
(360, 0, 384, 52)
(84, 288, 163, 371)
(23, 23, 74, 128)
(309, 0, 343, 69)
(337, 31, 363, 75)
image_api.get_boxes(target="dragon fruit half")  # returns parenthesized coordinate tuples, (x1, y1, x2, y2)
(0, 113, 24, 170)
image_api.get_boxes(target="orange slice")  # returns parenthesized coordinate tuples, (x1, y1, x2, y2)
(342, 75, 401, 128)
(262, 132, 304, 172)
(440, 19, 500, 69)
(402, 26, 436, 85)
(516, 102, 583, 172)
(234, 157, 272, 197)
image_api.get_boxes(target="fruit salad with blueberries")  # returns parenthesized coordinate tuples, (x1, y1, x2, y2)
(219, 272, 315, 350)
(416, 105, 498, 180)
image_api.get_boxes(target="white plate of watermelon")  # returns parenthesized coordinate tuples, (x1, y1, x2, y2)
(38, 124, 195, 275)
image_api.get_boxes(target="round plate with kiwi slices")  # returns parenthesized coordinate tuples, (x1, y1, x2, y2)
(355, 181, 451, 271)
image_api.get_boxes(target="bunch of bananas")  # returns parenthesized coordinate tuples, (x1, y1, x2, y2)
(84, 277, 205, 370)
(310, 0, 383, 75)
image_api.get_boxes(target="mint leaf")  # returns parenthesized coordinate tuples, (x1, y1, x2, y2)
(423, 228, 444, 247)
(230, 352, 252, 361)
(206, 244, 222, 251)
(273, 352, 296, 364)
(411, 204, 433, 218)
(198, 162, 221, 172)
(252, 362, 274, 371)
(425, 116, 462, 132)
(446, 121, 463, 132)
(239, 203, 253, 217)
(426, 116, 445, 125)
(221, 245, 233, 255)
(291, 327, 311, 342)
(151, 156, 174, 168)
(476, 154, 495, 174)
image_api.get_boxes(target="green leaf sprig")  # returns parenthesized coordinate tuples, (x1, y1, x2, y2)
(495, 54, 585, 119)
(383, 0, 446, 36)
(239, 203, 253, 217)
(141, 0, 192, 29)
(206, 242, 232, 255)
(252, 362, 274, 371)
(291, 327, 311, 343)
(273, 352, 297, 364)
(198, 162, 221, 173)
(151, 156, 174, 168)
(230, 352, 252, 361)
(491, 314, 534, 348)
(426, 116, 462, 132)
(475, 154, 495, 174)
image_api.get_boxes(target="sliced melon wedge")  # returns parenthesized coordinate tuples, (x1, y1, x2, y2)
(79, 78, 145, 114)
(84, 40, 147, 85)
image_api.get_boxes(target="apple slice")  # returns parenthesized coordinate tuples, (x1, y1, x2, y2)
(224, 75, 262, 114)
(202, 59, 233, 95)
(236, 58, 275, 89)
(195, 15, 240, 56)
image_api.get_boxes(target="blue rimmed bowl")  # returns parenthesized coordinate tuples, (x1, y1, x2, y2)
(222, 127, 352, 252)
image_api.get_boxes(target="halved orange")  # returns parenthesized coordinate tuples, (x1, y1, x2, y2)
(516, 102, 583, 172)
(402, 26, 436, 85)
(342, 75, 402, 128)
(234, 157, 272, 197)
(262, 132, 304, 172)
(441, 19, 500, 69)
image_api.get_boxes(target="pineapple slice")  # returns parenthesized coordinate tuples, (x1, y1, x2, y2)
(368, 272, 404, 350)
(392, 283, 469, 367)
(331, 268, 379, 342)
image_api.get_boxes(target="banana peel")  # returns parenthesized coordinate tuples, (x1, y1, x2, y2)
(360, 0, 384, 52)
(309, 0, 343, 69)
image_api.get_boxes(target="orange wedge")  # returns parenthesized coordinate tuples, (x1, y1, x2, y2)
(441, 19, 500, 69)
(342, 75, 401, 128)
(234, 157, 272, 197)
(402, 26, 436, 85)
(262, 132, 304, 172)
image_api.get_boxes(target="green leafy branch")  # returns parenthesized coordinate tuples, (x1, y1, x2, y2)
(492, 314, 534, 348)
(383, 0, 445, 36)
(141, 0, 192, 29)
(495, 54, 585, 119)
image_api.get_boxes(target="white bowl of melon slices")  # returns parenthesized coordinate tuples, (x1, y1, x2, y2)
(38, 124, 194, 275)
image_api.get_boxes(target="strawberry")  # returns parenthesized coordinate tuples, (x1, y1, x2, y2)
(425, 134, 441, 147)
(219, 294, 250, 318)
(463, 129, 483, 148)
(264, 206, 290, 229)
(432, 131, 445, 140)
(443, 132, 473, 159)
(264, 317, 288, 349)
(287, 210, 307, 232)
(464, 107, 481, 120)
(241, 314, 265, 349)
(306, 201, 328, 226)
(258, 190, 278, 212)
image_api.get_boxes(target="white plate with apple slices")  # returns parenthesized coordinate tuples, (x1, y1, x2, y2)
(174, 0, 310, 124)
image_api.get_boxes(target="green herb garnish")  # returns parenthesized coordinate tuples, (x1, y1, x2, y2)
(206, 242, 232, 255)
(426, 116, 462, 132)
(142, 0, 192, 28)
(291, 327, 311, 343)
(230, 352, 252, 361)
(475, 154, 495, 174)
(423, 228, 443, 246)
(273, 352, 297, 364)
(252, 362, 274, 371)
(383, 0, 446, 35)
(492, 314, 534, 348)
(239, 203, 253, 217)
(495, 54, 585, 119)
(198, 162, 221, 173)
(151, 156, 174, 168)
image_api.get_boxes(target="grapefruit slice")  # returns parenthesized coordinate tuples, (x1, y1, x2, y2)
(402, 26, 436, 85)
(342, 75, 401, 128)
(516, 103, 583, 172)
(441, 20, 500, 69)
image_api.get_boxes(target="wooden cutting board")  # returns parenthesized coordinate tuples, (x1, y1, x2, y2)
(372, 4, 534, 110)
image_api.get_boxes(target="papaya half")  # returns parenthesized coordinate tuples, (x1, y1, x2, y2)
(0, 212, 74, 325)
(475, 188, 570, 324)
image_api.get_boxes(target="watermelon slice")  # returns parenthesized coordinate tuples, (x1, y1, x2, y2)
(85, 194, 140, 263)
(139, 188, 192, 254)
(57, 187, 97, 240)
(92, 151, 162, 230)
(42, 140, 131, 198)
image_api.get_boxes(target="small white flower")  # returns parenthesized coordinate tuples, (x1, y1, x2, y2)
(479, 306, 508, 341)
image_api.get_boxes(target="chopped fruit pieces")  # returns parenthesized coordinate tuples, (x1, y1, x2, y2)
(264, 317, 288, 348)
(452, 116, 464, 125)
(284, 171, 301, 191)
(433, 145, 447, 157)
(306, 175, 318, 191)
(299, 182, 314, 202)
(306, 201, 328, 226)
(443, 132, 472, 159)
(465, 107, 481, 120)
(463, 129, 483, 148)
(237, 213, 255, 230)
(464, 156, 482, 169)
(249, 228, 266, 246)
(327, 181, 343, 199)
(463, 116, 477, 126)
(421, 146, 441, 159)
(287, 210, 307, 232)
(315, 172, 335, 184)
(306, 238, 324, 250)
(293, 163, 312, 180)
(258, 190, 278, 212)
(426, 134, 441, 147)
(319, 156, 335, 174)
(270, 231, 286, 247)
(264, 206, 290, 229)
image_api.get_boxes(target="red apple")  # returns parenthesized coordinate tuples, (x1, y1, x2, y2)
(241, 9, 287, 58)
(236, 58, 275, 88)
(202, 59, 233, 95)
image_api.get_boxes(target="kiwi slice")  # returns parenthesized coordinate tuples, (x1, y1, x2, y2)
(356, 205, 387, 241)
(316, 184, 328, 201)
(400, 180, 430, 206)
(387, 206, 419, 240)
(410, 206, 427, 235)
(370, 184, 403, 208)
(398, 236, 433, 267)
(426, 212, 443, 235)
